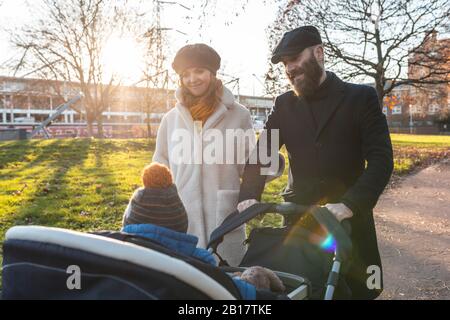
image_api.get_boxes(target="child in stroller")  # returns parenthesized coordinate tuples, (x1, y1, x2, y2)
(121, 162, 286, 299)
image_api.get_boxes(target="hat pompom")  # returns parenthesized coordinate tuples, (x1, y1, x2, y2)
(142, 163, 173, 188)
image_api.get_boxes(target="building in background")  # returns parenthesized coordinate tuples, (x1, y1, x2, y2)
(0, 76, 273, 138)
(383, 31, 449, 134)
(238, 94, 273, 131)
(0, 76, 171, 138)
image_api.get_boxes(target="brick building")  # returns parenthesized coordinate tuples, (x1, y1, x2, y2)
(383, 31, 449, 134)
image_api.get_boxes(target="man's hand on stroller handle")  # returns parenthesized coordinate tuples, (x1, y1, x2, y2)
(324, 203, 353, 222)
(237, 199, 259, 212)
(237, 199, 353, 222)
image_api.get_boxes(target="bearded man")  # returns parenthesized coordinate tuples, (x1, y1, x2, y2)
(238, 26, 393, 299)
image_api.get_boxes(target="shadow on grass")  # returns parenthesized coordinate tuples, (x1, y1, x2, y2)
(1, 139, 93, 235)
(0, 140, 36, 169)
(63, 141, 123, 230)
(20, 139, 79, 171)
(0, 139, 63, 171)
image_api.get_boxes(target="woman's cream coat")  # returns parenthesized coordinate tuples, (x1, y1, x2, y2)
(153, 86, 255, 266)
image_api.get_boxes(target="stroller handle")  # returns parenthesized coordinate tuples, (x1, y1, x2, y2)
(208, 202, 352, 261)
(271, 202, 312, 216)
(268, 202, 352, 259)
(294, 204, 353, 300)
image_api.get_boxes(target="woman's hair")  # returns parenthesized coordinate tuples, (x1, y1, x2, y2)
(180, 73, 224, 123)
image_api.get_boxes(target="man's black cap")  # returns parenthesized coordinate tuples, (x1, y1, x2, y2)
(271, 26, 322, 64)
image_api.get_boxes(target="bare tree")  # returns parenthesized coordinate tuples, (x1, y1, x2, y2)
(193, 0, 251, 32)
(9, 0, 133, 137)
(266, 0, 449, 106)
(138, 2, 172, 139)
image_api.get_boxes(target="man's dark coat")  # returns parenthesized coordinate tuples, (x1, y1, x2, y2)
(239, 72, 394, 299)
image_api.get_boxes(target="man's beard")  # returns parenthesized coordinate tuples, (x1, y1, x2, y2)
(287, 56, 323, 98)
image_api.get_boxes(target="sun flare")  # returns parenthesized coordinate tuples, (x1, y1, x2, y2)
(102, 36, 143, 82)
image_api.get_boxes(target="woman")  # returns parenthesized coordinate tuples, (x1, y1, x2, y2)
(152, 43, 255, 266)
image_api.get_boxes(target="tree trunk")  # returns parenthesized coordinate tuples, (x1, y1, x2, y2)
(86, 113, 95, 138)
(374, 74, 385, 109)
(87, 121, 94, 138)
(374, 75, 388, 126)
(376, 82, 385, 109)
(146, 120, 152, 139)
(97, 113, 104, 139)
(146, 106, 152, 139)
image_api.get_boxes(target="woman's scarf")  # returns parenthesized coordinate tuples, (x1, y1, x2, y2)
(181, 78, 223, 124)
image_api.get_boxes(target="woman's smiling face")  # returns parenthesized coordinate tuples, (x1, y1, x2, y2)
(181, 67, 212, 97)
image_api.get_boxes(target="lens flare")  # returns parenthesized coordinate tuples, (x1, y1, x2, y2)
(320, 234, 336, 253)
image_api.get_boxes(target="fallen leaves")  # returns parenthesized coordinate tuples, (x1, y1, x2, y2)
(390, 145, 449, 180)
(12, 183, 28, 196)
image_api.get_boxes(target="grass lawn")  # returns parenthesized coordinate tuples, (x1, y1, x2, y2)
(0, 134, 449, 287)
(390, 134, 450, 147)
(390, 134, 449, 175)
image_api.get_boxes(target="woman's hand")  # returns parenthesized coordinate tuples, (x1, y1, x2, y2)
(237, 199, 259, 213)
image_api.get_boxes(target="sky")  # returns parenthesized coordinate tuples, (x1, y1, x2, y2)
(2, 0, 445, 97)
(0, 0, 280, 96)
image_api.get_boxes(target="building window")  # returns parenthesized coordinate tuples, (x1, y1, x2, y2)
(392, 105, 402, 115)
(428, 104, 440, 114)
(5, 96, 12, 108)
(409, 104, 421, 114)
(4, 81, 26, 92)
(14, 95, 29, 110)
(30, 96, 51, 110)
(73, 113, 83, 123)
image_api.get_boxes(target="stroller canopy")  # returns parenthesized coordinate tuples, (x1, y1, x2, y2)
(2, 226, 238, 300)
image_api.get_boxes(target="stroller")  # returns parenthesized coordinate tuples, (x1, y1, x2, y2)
(1, 202, 351, 300)
(208, 202, 353, 300)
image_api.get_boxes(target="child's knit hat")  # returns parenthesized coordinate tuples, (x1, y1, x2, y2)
(122, 163, 188, 233)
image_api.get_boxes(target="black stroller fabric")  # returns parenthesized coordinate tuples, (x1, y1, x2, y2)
(208, 203, 353, 299)
(2, 232, 242, 300)
(93, 232, 288, 300)
(240, 226, 344, 299)
(241, 212, 352, 299)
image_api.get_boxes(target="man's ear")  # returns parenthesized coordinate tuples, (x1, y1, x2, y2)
(313, 45, 325, 65)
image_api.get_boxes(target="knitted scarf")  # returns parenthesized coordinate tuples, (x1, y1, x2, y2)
(181, 78, 223, 124)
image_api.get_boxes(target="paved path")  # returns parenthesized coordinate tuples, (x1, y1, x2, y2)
(375, 161, 450, 299)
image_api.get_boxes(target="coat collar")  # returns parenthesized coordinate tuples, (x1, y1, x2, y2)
(174, 85, 236, 131)
(296, 72, 346, 141)
(313, 72, 346, 141)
